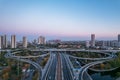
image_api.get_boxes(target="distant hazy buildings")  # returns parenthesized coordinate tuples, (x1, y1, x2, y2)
(0, 34, 120, 49)
(102, 41, 117, 47)
(38, 36, 45, 44)
(47, 39, 61, 44)
(11, 35, 16, 48)
(23, 36, 27, 48)
(86, 41, 90, 48)
(91, 34, 95, 47)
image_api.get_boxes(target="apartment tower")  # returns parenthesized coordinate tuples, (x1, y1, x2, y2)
(11, 35, 16, 48)
(0, 35, 7, 49)
(38, 36, 45, 44)
(91, 34, 95, 47)
(23, 36, 27, 48)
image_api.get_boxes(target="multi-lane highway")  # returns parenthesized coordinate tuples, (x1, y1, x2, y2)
(61, 53, 74, 80)
(56, 53, 62, 80)
(42, 53, 57, 80)
(4, 49, 118, 80)
(79, 61, 104, 80)
(4, 50, 42, 80)
(42, 52, 75, 80)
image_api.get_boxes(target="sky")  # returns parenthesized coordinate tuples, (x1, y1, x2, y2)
(0, 0, 120, 41)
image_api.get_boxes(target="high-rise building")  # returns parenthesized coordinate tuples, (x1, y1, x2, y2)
(91, 34, 95, 47)
(23, 36, 27, 48)
(4, 35, 7, 48)
(11, 35, 16, 48)
(0, 36, 3, 49)
(0, 35, 7, 49)
(118, 34, 120, 42)
(0, 36, 1, 49)
(38, 36, 45, 44)
(117, 34, 120, 47)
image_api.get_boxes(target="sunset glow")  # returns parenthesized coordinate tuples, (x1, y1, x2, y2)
(0, 0, 120, 40)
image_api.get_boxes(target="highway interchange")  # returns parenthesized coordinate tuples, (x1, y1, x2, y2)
(3, 49, 119, 80)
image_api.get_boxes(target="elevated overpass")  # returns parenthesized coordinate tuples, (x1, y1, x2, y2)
(30, 49, 120, 53)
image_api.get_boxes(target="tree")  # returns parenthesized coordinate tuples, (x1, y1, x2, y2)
(100, 63, 105, 69)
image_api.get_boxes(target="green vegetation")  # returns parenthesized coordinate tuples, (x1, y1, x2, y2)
(12, 49, 42, 56)
(0, 49, 49, 80)
(108, 52, 120, 68)
(0, 59, 23, 80)
(13, 49, 32, 56)
(0, 51, 8, 66)
(32, 71, 39, 80)
(0, 50, 41, 80)
(40, 54, 50, 68)
(11, 49, 50, 68)
(91, 52, 120, 71)
(71, 51, 120, 70)
(116, 72, 120, 77)
(69, 51, 104, 58)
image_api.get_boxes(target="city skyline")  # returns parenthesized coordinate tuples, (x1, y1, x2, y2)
(0, 34, 120, 42)
(1, 34, 120, 49)
(0, 0, 120, 40)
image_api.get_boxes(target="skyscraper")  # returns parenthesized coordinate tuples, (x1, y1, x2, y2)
(0, 36, 3, 49)
(0, 36, 1, 49)
(4, 35, 7, 48)
(118, 34, 120, 47)
(11, 35, 16, 48)
(23, 36, 27, 48)
(0, 35, 7, 49)
(118, 34, 120, 42)
(91, 34, 95, 47)
(38, 36, 45, 44)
